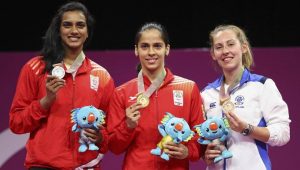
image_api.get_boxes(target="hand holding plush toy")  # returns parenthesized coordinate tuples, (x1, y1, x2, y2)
(71, 105, 105, 152)
(150, 112, 194, 161)
(194, 116, 233, 163)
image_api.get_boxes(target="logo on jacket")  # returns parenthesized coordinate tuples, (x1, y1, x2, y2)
(173, 90, 183, 106)
(234, 95, 244, 108)
(209, 102, 216, 109)
(128, 96, 137, 103)
(90, 75, 99, 91)
(129, 96, 137, 101)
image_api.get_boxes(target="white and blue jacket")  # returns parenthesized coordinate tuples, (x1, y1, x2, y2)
(201, 69, 290, 170)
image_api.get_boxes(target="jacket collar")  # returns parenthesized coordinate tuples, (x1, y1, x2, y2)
(64, 52, 91, 77)
(207, 68, 251, 91)
(142, 67, 174, 88)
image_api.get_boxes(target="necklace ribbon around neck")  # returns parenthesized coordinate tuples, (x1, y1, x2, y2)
(136, 69, 166, 108)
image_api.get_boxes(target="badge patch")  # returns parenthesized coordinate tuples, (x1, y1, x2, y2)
(129, 96, 137, 101)
(234, 95, 245, 108)
(235, 95, 244, 105)
(173, 90, 183, 106)
(209, 102, 216, 109)
(90, 75, 99, 91)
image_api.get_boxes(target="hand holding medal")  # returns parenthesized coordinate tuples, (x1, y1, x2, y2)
(43, 64, 66, 102)
(219, 68, 246, 132)
(125, 103, 144, 129)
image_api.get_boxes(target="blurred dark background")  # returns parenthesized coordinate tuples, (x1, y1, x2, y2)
(1, 0, 299, 51)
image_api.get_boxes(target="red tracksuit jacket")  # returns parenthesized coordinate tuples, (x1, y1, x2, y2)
(9, 56, 115, 169)
(107, 68, 204, 170)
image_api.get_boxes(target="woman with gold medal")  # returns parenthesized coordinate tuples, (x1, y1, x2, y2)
(107, 22, 205, 170)
(201, 24, 291, 170)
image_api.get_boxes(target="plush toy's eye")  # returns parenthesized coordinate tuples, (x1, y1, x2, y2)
(206, 128, 209, 132)
(171, 123, 175, 126)
(83, 117, 86, 121)
(219, 125, 222, 129)
(96, 117, 98, 121)
(181, 131, 185, 134)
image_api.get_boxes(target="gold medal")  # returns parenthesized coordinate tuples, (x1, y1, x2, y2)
(136, 93, 149, 108)
(222, 99, 235, 113)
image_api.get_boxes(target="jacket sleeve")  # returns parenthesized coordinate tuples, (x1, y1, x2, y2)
(98, 128, 109, 153)
(9, 62, 49, 134)
(96, 71, 115, 153)
(107, 88, 136, 154)
(187, 83, 205, 161)
(98, 73, 115, 113)
(261, 79, 291, 146)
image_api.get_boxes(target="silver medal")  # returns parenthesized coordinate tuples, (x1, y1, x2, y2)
(52, 66, 65, 79)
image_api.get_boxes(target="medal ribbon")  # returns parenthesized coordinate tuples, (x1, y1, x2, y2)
(219, 68, 244, 105)
(137, 69, 166, 97)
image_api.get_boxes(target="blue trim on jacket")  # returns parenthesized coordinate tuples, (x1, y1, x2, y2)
(202, 69, 267, 92)
(255, 119, 271, 170)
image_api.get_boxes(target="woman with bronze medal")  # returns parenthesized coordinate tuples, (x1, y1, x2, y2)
(107, 22, 205, 170)
(201, 25, 291, 170)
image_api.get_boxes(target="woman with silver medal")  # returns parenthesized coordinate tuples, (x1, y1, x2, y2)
(200, 25, 291, 170)
(9, 2, 115, 169)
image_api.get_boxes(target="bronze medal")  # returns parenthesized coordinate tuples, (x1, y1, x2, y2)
(222, 99, 235, 113)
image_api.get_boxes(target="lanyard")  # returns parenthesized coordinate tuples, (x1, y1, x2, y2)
(219, 68, 244, 113)
(136, 69, 166, 107)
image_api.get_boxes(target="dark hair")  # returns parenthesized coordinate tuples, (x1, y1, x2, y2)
(134, 22, 170, 73)
(40, 1, 95, 72)
(134, 22, 170, 46)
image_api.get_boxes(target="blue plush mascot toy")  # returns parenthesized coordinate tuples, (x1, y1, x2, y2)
(150, 112, 194, 161)
(194, 116, 233, 163)
(71, 105, 105, 152)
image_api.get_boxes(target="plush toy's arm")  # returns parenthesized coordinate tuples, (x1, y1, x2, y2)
(199, 137, 211, 145)
(220, 129, 229, 142)
(173, 137, 181, 144)
(71, 108, 79, 113)
(194, 126, 210, 144)
(158, 124, 167, 137)
(92, 124, 100, 130)
(72, 124, 80, 132)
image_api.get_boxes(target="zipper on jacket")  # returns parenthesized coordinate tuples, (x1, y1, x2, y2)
(72, 78, 76, 108)
(71, 78, 76, 164)
(155, 89, 163, 169)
